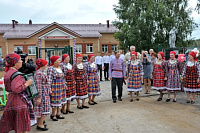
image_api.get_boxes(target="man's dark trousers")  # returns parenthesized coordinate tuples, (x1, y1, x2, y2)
(111, 78, 123, 100)
(97, 64, 102, 80)
(104, 63, 109, 80)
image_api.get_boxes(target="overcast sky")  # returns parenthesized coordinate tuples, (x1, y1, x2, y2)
(0, 0, 199, 39)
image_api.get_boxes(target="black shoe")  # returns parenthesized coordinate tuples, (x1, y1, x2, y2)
(61, 109, 68, 114)
(56, 115, 65, 119)
(118, 97, 122, 101)
(157, 97, 162, 101)
(166, 98, 171, 102)
(191, 101, 195, 104)
(91, 100, 97, 104)
(173, 99, 176, 102)
(77, 106, 83, 109)
(136, 98, 139, 101)
(129, 99, 133, 102)
(66, 109, 74, 113)
(43, 121, 46, 124)
(37, 125, 48, 131)
(51, 115, 58, 121)
(186, 100, 190, 103)
(88, 101, 95, 105)
(113, 99, 116, 103)
(82, 105, 89, 109)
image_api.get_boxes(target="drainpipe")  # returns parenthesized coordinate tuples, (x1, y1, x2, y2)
(98, 37, 100, 52)
(5, 38, 8, 54)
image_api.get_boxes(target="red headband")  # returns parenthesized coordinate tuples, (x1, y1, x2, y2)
(170, 51, 176, 56)
(189, 51, 198, 61)
(50, 55, 60, 66)
(5, 53, 21, 72)
(36, 58, 48, 70)
(62, 54, 69, 62)
(88, 54, 94, 61)
(158, 52, 164, 59)
(131, 52, 137, 57)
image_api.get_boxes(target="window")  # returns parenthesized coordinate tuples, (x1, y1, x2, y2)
(14, 46, 23, 52)
(112, 45, 117, 51)
(102, 45, 108, 53)
(28, 46, 36, 55)
(76, 44, 82, 53)
(86, 44, 93, 53)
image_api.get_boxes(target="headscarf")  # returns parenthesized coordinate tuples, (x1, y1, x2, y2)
(62, 54, 69, 62)
(36, 58, 48, 70)
(189, 51, 198, 61)
(170, 51, 176, 56)
(88, 54, 94, 61)
(76, 53, 83, 62)
(50, 55, 60, 66)
(131, 52, 137, 60)
(5, 53, 21, 72)
(158, 52, 164, 59)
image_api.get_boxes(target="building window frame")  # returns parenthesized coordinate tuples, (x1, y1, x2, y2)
(112, 45, 117, 51)
(28, 46, 36, 55)
(14, 46, 23, 53)
(86, 44, 93, 53)
(76, 44, 82, 53)
(102, 45, 108, 53)
(0, 47, 2, 56)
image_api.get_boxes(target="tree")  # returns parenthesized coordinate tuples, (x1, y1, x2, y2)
(113, 0, 198, 52)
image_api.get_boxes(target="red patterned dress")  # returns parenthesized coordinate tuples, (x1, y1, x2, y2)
(60, 63, 76, 100)
(85, 61, 101, 96)
(165, 59, 182, 91)
(152, 59, 166, 91)
(33, 69, 51, 118)
(73, 62, 88, 99)
(47, 66, 66, 107)
(182, 61, 200, 93)
(0, 69, 31, 133)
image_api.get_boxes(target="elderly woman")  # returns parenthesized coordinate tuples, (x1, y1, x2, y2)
(126, 52, 143, 102)
(0, 53, 33, 133)
(165, 51, 182, 102)
(73, 53, 89, 109)
(34, 58, 50, 131)
(47, 55, 66, 121)
(182, 51, 200, 104)
(152, 52, 166, 101)
(85, 54, 101, 105)
(60, 54, 76, 114)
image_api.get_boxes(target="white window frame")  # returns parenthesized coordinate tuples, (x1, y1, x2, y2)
(102, 45, 108, 53)
(28, 46, 36, 55)
(58, 49, 64, 58)
(112, 45, 117, 51)
(76, 44, 82, 53)
(14, 46, 23, 52)
(86, 44, 93, 53)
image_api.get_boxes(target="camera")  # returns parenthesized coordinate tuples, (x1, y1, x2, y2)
(15, 47, 28, 62)
(143, 53, 146, 57)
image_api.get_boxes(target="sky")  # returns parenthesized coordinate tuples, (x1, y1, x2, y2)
(0, 0, 199, 39)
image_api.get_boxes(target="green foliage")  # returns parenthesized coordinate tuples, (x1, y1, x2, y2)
(113, 0, 199, 52)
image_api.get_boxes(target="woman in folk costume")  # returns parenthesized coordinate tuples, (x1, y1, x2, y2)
(34, 58, 50, 131)
(152, 52, 166, 101)
(165, 51, 182, 102)
(47, 55, 66, 121)
(0, 53, 33, 133)
(85, 54, 101, 105)
(126, 52, 144, 102)
(181, 51, 200, 104)
(73, 53, 89, 109)
(60, 54, 75, 114)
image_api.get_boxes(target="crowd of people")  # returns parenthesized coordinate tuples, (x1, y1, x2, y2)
(0, 45, 200, 133)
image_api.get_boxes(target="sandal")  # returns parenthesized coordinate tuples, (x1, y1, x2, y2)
(91, 100, 98, 104)
(50, 115, 58, 121)
(166, 98, 171, 102)
(129, 99, 133, 102)
(173, 99, 177, 102)
(157, 97, 162, 101)
(191, 101, 195, 104)
(66, 109, 74, 113)
(56, 115, 65, 119)
(88, 101, 95, 105)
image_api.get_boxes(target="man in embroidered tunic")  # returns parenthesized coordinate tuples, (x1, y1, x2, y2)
(109, 51, 126, 103)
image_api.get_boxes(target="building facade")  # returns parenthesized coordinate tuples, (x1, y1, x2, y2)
(0, 20, 119, 61)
